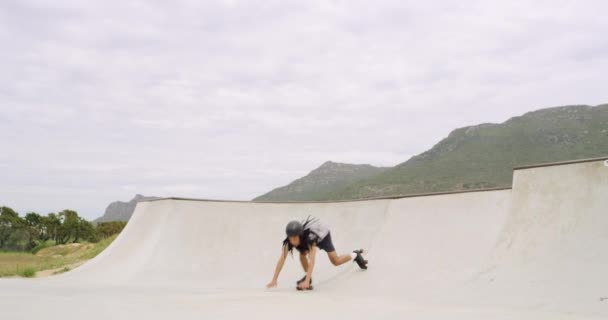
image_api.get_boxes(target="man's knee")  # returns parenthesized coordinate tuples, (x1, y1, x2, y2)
(329, 254, 339, 266)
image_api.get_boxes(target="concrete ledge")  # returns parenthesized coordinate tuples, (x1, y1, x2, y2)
(145, 187, 512, 204)
(513, 156, 608, 170)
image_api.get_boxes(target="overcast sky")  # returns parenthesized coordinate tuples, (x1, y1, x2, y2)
(1, 0, 607, 219)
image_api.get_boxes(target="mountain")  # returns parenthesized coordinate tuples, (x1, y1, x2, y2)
(255, 104, 608, 201)
(253, 161, 389, 201)
(95, 194, 162, 222)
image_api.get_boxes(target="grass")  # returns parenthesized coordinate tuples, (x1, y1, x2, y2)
(30, 240, 55, 254)
(18, 267, 36, 278)
(52, 267, 71, 275)
(0, 234, 118, 278)
(78, 236, 117, 260)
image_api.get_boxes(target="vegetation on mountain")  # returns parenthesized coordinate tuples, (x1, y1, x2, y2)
(254, 161, 388, 201)
(255, 104, 608, 201)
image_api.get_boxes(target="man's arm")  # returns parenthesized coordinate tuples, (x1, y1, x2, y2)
(301, 245, 317, 288)
(267, 245, 288, 288)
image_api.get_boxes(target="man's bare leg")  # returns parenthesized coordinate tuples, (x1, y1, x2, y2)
(327, 251, 352, 266)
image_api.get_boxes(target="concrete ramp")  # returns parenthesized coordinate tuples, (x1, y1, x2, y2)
(1, 158, 607, 320)
(466, 159, 608, 314)
(332, 189, 511, 299)
(66, 199, 391, 289)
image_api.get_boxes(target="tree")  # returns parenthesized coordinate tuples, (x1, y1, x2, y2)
(96, 221, 127, 239)
(56, 210, 80, 244)
(24, 212, 42, 228)
(24, 212, 43, 244)
(77, 218, 98, 243)
(0, 207, 100, 250)
(41, 213, 61, 242)
(7, 227, 32, 251)
(0, 206, 25, 249)
(54, 210, 98, 243)
(24, 212, 42, 227)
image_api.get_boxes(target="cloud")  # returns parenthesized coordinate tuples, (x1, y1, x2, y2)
(0, 0, 607, 218)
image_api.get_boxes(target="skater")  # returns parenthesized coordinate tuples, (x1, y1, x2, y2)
(266, 217, 368, 290)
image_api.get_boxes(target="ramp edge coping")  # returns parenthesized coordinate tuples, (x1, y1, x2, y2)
(513, 156, 608, 170)
(143, 187, 512, 204)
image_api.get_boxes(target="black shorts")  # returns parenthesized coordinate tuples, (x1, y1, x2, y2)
(316, 232, 335, 252)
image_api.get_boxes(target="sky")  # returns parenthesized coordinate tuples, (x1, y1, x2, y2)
(1, 0, 607, 219)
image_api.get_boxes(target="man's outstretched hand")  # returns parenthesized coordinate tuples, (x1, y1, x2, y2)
(266, 281, 278, 288)
(297, 279, 310, 290)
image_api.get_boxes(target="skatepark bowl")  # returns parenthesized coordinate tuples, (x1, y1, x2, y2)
(1, 157, 608, 319)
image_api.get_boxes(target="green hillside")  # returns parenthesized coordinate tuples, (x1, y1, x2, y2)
(255, 104, 608, 201)
(254, 161, 388, 201)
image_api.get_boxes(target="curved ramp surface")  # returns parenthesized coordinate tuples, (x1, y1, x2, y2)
(1, 159, 607, 320)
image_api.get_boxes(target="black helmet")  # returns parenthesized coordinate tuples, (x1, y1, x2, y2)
(285, 220, 303, 237)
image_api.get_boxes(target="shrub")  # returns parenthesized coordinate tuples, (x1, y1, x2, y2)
(30, 241, 52, 254)
(53, 267, 70, 275)
(96, 221, 127, 239)
(19, 267, 36, 278)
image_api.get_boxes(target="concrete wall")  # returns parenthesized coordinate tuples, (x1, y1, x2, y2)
(47, 158, 608, 317)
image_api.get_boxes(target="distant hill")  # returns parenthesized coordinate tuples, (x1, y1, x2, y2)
(254, 104, 608, 201)
(253, 161, 389, 201)
(95, 194, 161, 222)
